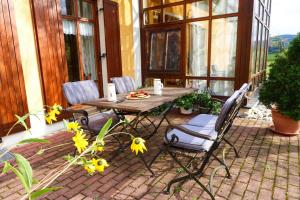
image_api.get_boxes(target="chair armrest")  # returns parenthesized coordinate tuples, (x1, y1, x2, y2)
(164, 124, 215, 144)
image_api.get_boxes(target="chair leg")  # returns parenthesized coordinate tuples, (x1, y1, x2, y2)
(212, 154, 231, 179)
(223, 138, 239, 158)
(139, 154, 155, 177)
(148, 147, 166, 168)
(165, 150, 215, 200)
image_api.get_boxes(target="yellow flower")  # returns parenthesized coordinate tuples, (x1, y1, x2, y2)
(84, 164, 96, 175)
(73, 130, 88, 153)
(67, 121, 81, 132)
(131, 137, 147, 155)
(51, 103, 62, 114)
(45, 110, 57, 124)
(92, 158, 109, 173)
(92, 140, 105, 153)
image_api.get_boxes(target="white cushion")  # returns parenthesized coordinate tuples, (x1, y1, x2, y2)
(165, 125, 218, 152)
(187, 114, 218, 128)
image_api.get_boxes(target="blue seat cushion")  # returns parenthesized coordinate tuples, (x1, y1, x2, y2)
(165, 125, 218, 152)
(187, 114, 218, 128)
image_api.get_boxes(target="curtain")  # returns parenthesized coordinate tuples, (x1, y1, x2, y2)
(63, 20, 76, 35)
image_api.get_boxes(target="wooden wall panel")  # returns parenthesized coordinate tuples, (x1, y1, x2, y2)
(0, 0, 29, 136)
(31, 0, 69, 108)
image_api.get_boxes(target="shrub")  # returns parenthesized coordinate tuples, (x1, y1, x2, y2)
(259, 33, 300, 120)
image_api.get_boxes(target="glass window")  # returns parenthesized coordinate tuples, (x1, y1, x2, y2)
(186, 80, 207, 91)
(163, 0, 182, 4)
(144, 9, 162, 25)
(186, 0, 209, 19)
(254, 0, 259, 16)
(211, 17, 238, 77)
(165, 30, 181, 71)
(164, 79, 184, 87)
(79, 22, 97, 80)
(163, 5, 184, 22)
(63, 20, 80, 82)
(143, 0, 161, 8)
(186, 21, 208, 76)
(256, 23, 262, 73)
(61, 0, 75, 16)
(212, 0, 239, 15)
(149, 32, 166, 70)
(251, 20, 258, 75)
(210, 80, 234, 96)
(78, 0, 93, 19)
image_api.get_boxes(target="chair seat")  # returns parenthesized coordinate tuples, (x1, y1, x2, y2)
(165, 125, 218, 152)
(81, 111, 119, 134)
(187, 114, 218, 128)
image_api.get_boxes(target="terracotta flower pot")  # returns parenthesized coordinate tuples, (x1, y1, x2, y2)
(271, 108, 300, 135)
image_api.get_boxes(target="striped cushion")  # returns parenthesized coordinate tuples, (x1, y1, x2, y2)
(62, 80, 99, 105)
(111, 76, 137, 94)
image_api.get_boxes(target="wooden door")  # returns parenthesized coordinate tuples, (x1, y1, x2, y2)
(103, 0, 122, 81)
(0, 0, 29, 135)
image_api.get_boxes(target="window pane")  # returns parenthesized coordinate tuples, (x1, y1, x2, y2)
(61, 0, 75, 16)
(149, 32, 166, 70)
(79, 22, 97, 80)
(143, 0, 161, 8)
(163, 0, 182, 4)
(164, 79, 184, 87)
(210, 80, 234, 96)
(186, 80, 207, 91)
(186, 21, 208, 76)
(78, 0, 93, 19)
(144, 9, 162, 25)
(186, 0, 209, 19)
(212, 0, 239, 15)
(163, 5, 183, 22)
(211, 17, 238, 77)
(63, 20, 80, 82)
(250, 20, 258, 75)
(165, 30, 181, 71)
(256, 23, 262, 73)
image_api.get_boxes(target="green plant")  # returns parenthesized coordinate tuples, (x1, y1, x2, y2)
(259, 33, 300, 121)
(176, 94, 194, 110)
(193, 91, 222, 115)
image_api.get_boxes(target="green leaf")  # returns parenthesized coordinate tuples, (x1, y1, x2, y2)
(15, 114, 29, 130)
(30, 187, 62, 200)
(63, 119, 68, 129)
(97, 118, 112, 141)
(18, 138, 49, 145)
(2, 161, 30, 192)
(32, 178, 39, 185)
(15, 154, 33, 192)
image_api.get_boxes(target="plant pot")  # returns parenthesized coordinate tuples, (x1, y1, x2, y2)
(199, 106, 210, 114)
(271, 108, 300, 135)
(180, 107, 193, 115)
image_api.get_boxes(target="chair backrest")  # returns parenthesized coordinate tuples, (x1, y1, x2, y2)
(110, 76, 137, 94)
(62, 80, 100, 105)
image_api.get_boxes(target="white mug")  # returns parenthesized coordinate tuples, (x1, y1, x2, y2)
(107, 83, 117, 102)
(153, 79, 163, 95)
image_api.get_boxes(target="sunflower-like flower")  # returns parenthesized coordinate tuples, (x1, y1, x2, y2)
(84, 164, 96, 175)
(51, 103, 62, 115)
(92, 158, 109, 173)
(45, 110, 57, 124)
(73, 130, 88, 153)
(92, 140, 105, 153)
(67, 121, 81, 132)
(130, 137, 147, 155)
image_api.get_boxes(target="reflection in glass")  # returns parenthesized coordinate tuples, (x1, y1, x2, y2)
(212, 0, 239, 15)
(61, 0, 75, 16)
(163, 5, 183, 22)
(186, 0, 209, 19)
(164, 79, 184, 87)
(186, 80, 207, 91)
(143, 0, 161, 8)
(163, 0, 182, 4)
(210, 80, 234, 96)
(79, 22, 97, 80)
(250, 20, 258, 75)
(186, 21, 208, 76)
(165, 30, 181, 71)
(211, 17, 237, 77)
(144, 9, 162, 25)
(63, 20, 80, 82)
(256, 23, 262, 73)
(78, 0, 93, 19)
(149, 32, 166, 70)
(260, 28, 266, 71)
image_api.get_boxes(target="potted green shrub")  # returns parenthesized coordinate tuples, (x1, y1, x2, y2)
(259, 33, 300, 135)
(176, 94, 194, 114)
(193, 91, 222, 115)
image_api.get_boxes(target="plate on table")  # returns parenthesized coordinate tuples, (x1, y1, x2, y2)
(126, 91, 151, 100)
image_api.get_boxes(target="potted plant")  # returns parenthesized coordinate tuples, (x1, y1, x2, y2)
(259, 33, 300, 135)
(176, 94, 194, 114)
(193, 91, 222, 115)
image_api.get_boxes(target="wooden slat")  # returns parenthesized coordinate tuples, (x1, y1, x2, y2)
(31, 0, 69, 108)
(0, 0, 29, 136)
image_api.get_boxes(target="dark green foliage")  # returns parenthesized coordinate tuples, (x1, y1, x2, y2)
(176, 94, 194, 110)
(259, 33, 300, 120)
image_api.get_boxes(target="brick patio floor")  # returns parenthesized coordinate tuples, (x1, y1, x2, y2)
(0, 113, 300, 200)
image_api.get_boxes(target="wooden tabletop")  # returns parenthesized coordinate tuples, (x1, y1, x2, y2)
(84, 87, 195, 113)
